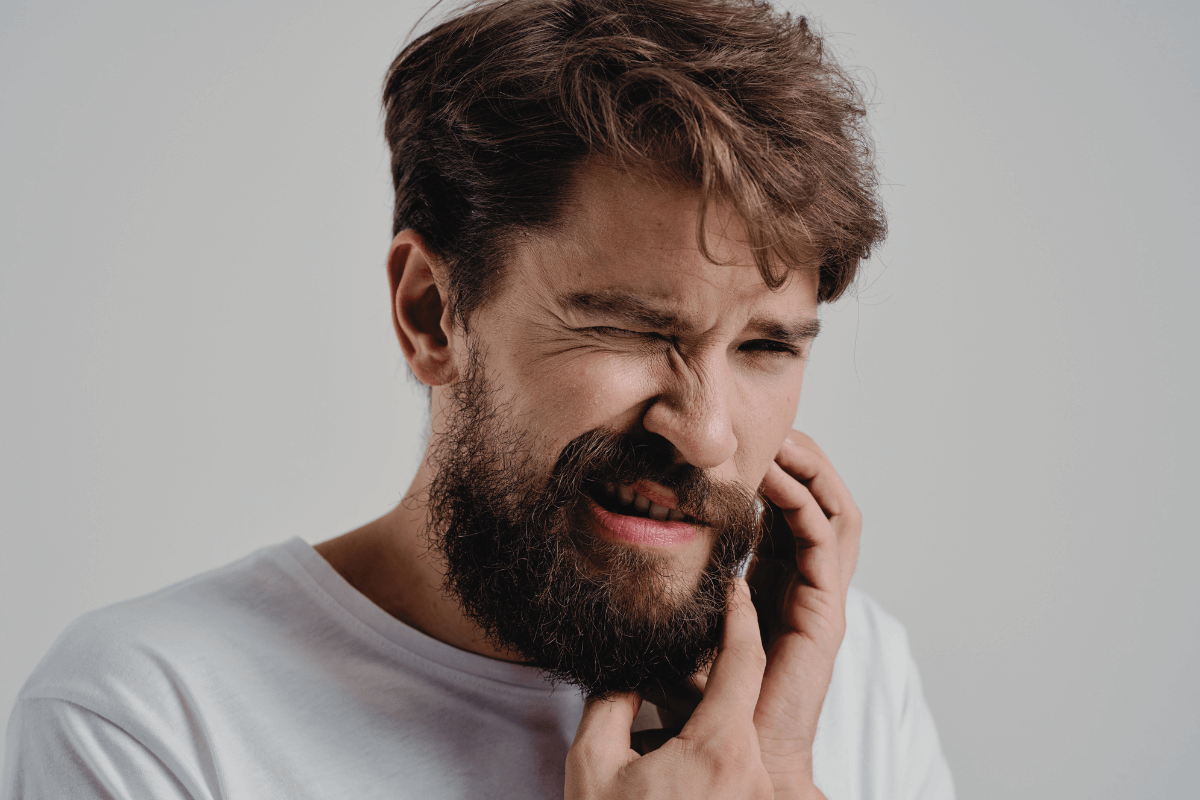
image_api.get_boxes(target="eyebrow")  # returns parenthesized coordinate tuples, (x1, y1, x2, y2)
(562, 290, 821, 345)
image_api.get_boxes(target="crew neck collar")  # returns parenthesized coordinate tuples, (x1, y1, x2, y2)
(276, 536, 573, 694)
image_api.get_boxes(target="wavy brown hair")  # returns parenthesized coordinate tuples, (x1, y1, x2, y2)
(383, 0, 885, 325)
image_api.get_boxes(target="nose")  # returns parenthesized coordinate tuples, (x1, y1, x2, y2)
(641, 356, 738, 469)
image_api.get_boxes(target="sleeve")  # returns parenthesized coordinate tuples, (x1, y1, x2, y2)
(895, 648, 955, 800)
(2, 697, 195, 800)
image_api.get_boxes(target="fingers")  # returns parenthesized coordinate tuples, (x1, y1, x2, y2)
(569, 691, 641, 778)
(760, 463, 843, 595)
(773, 436, 856, 523)
(770, 435, 862, 590)
(570, 585, 774, 798)
(682, 579, 766, 736)
(760, 462, 836, 551)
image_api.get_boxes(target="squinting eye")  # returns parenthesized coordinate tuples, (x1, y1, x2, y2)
(740, 339, 798, 355)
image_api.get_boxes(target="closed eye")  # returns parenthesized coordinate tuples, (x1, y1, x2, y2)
(739, 339, 800, 355)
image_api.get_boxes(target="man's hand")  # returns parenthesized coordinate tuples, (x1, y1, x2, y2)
(583, 431, 860, 799)
(749, 430, 861, 798)
(565, 580, 775, 800)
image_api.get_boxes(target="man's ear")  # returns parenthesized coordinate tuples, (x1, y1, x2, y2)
(388, 230, 458, 386)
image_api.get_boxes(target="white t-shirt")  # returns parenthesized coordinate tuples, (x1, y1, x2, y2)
(2, 539, 954, 799)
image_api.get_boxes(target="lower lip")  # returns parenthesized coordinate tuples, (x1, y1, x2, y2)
(585, 497, 699, 547)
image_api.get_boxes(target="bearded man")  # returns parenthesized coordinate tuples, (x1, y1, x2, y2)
(2, 0, 954, 798)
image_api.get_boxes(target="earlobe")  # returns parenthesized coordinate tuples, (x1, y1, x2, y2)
(388, 230, 458, 386)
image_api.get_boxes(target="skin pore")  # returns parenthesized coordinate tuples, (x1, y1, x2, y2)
(315, 164, 821, 665)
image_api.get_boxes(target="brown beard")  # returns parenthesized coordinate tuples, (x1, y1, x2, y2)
(424, 346, 764, 698)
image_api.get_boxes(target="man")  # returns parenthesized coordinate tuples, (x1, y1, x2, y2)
(3, 0, 954, 797)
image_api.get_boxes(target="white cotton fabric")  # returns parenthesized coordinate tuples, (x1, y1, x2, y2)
(2, 539, 954, 800)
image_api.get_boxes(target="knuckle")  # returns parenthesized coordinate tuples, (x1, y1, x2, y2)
(725, 640, 767, 676)
(749, 642, 768, 673)
(705, 754, 739, 788)
(792, 492, 816, 516)
(846, 503, 863, 527)
(802, 595, 846, 641)
(679, 729, 770, 798)
(702, 732, 756, 780)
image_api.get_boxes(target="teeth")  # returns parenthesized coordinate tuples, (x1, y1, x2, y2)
(611, 483, 686, 523)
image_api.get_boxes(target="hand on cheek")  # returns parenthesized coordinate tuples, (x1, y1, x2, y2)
(567, 432, 859, 800)
(747, 431, 861, 797)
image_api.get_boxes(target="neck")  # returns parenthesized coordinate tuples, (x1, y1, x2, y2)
(313, 455, 523, 663)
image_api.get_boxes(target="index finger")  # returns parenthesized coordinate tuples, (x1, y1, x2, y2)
(568, 691, 642, 778)
(681, 579, 766, 736)
(775, 436, 854, 521)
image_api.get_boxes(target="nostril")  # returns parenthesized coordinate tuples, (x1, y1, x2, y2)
(635, 430, 674, 454)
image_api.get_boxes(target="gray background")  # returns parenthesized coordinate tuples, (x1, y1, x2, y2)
(2, 0, 1197, 797)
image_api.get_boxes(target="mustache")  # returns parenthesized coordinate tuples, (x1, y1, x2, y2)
(541, 428, 764, 535)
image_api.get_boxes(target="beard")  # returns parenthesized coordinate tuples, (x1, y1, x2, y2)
(424, 346, 764, 698)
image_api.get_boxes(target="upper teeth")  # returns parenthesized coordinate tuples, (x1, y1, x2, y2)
(605, 483, 684, 522)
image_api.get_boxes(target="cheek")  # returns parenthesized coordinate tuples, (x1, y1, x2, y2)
(500, 351, 661, 449)
(731, 370, 804, 485)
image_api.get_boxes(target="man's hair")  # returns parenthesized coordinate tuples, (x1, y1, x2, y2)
(383, 0, 885, 326)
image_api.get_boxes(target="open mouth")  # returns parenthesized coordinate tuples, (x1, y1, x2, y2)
(587, 482, 701, 525)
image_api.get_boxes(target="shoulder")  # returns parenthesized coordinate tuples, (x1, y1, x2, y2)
(5, 544, 311, 799)
(17, 542, 304, 722)
(823, 586, 932, 729)
(814, 587, 956, 799)
(841, 586, 917, 691)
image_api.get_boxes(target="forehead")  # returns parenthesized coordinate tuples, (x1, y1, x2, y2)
(508, 165, 819, 318)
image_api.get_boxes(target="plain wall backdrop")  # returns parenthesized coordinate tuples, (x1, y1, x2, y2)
(2, 0, 1197, 797)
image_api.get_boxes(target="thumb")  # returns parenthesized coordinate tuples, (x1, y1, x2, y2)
(569, 692, 642, 779)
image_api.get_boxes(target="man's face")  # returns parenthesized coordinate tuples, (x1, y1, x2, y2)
(425, 165, 820, 695)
